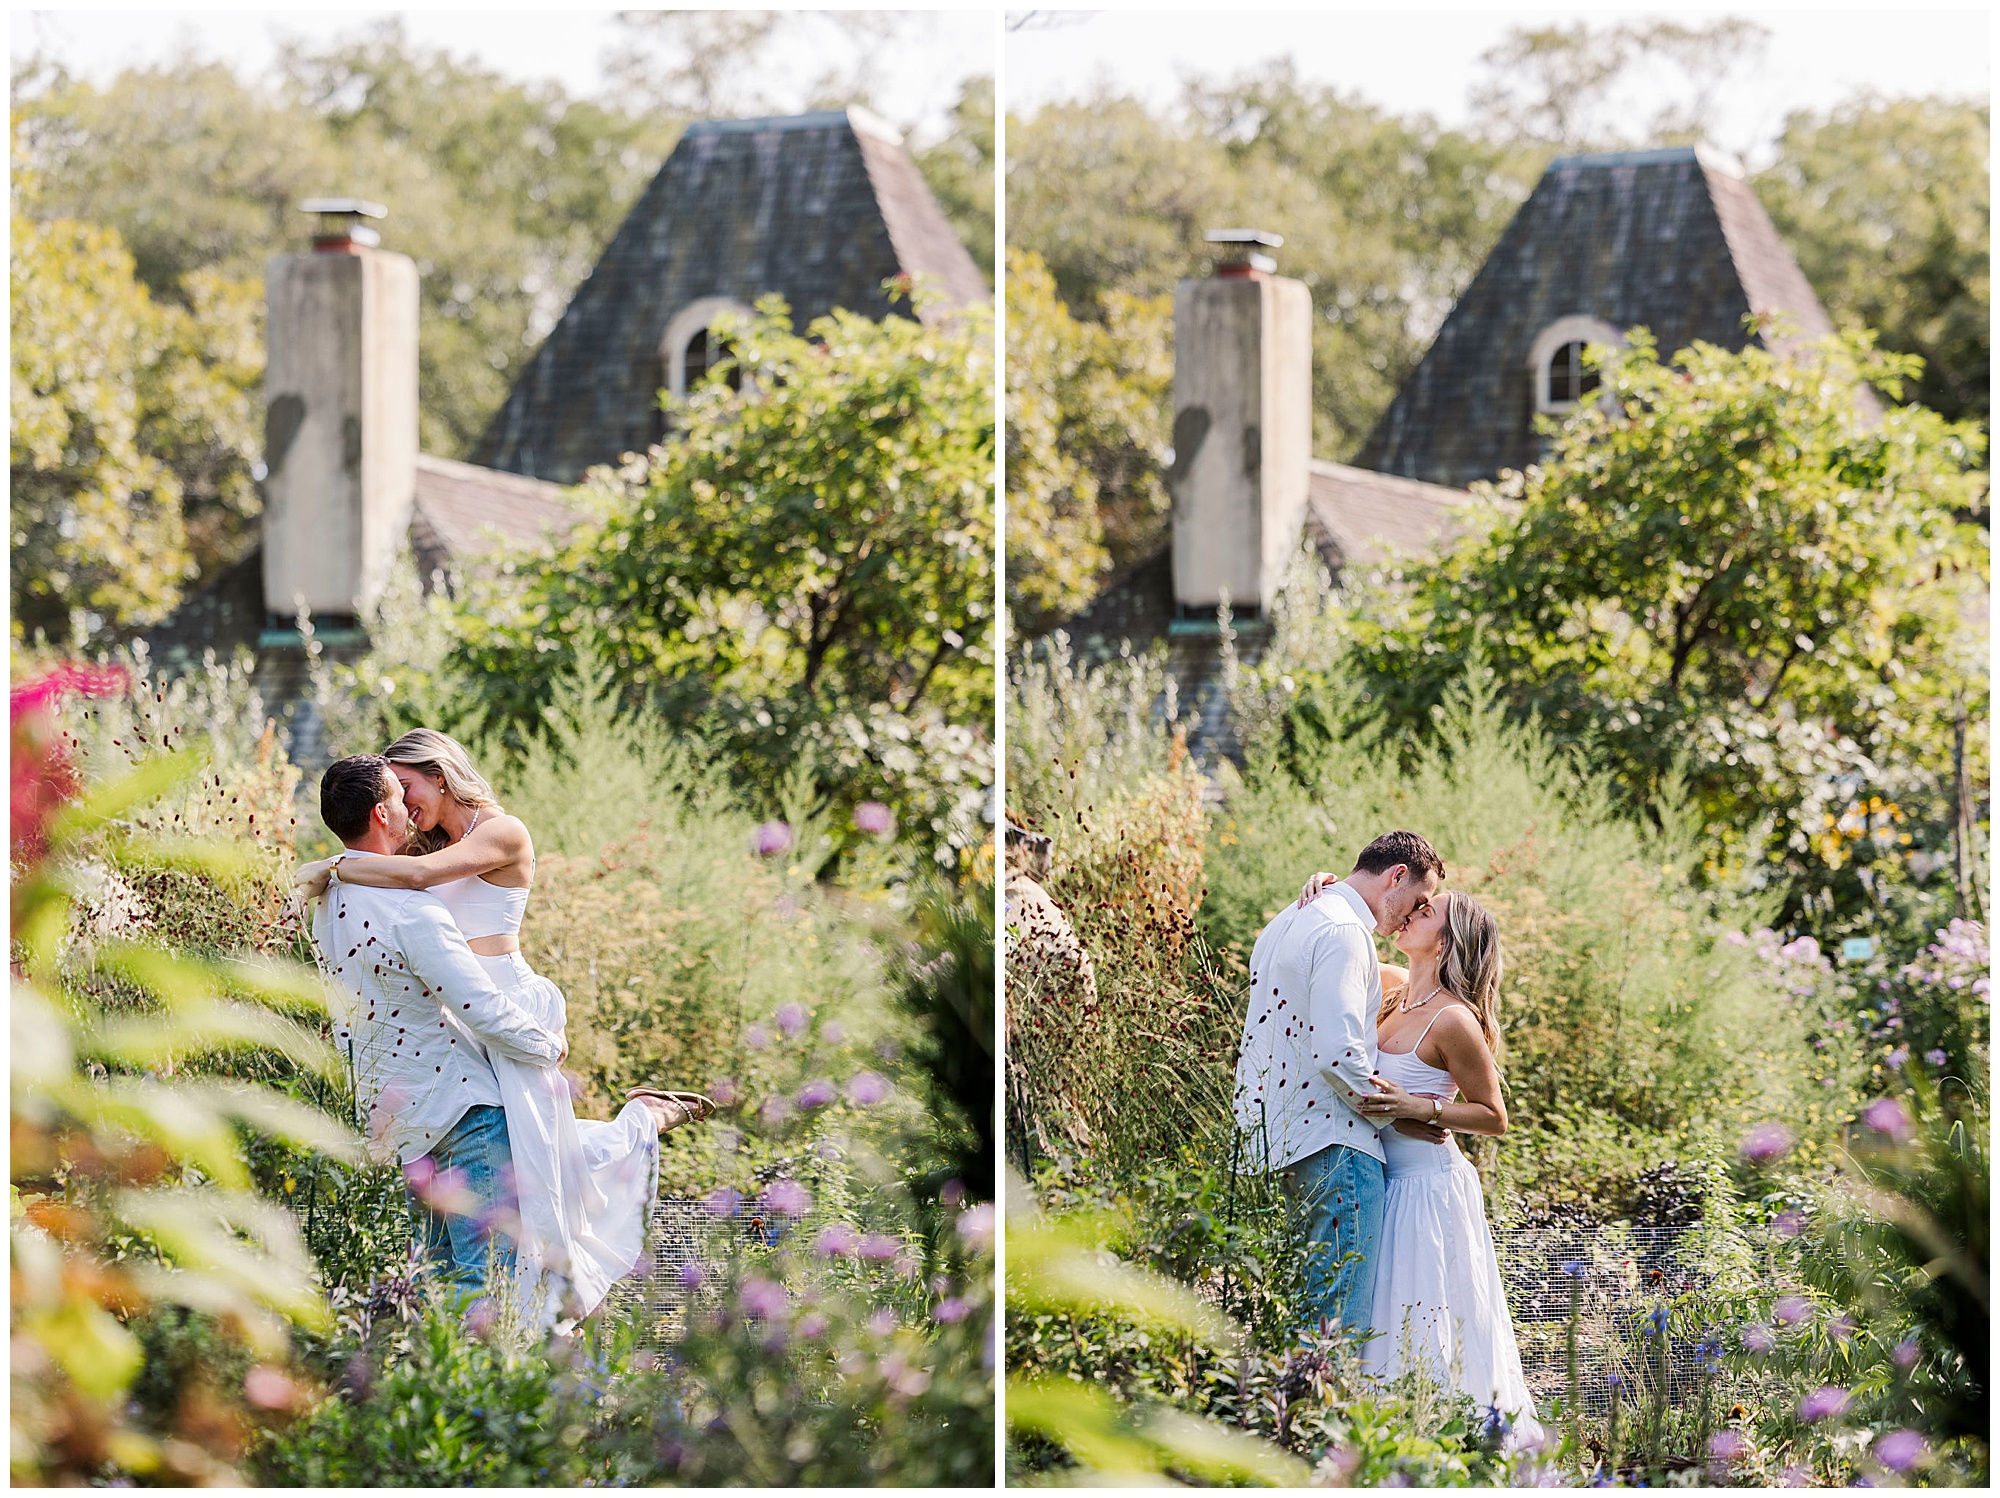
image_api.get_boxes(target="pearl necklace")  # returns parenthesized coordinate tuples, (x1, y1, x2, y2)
(1396, 983, 1444, 1015)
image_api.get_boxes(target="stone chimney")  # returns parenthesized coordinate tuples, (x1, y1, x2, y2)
(1168, 229, 1312, 623)
(260, 199, 418, 626)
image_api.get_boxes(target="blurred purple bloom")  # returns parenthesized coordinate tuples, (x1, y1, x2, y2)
(709, 1076, 740, 1107)
(704, 1187, 742, 1218)
(762, 1178, 813, 1218)
(1559, 1258, 1586, 1278)
(1778, 1464, 1813, 1487)
(1740, 1122, 1794, 1165)
(1891, 1338, 1920, 1370)
(796, 1078, 837, 1110)
(957, 1203, 996, 1255)
(464, 1297, 498, 1338)
(1797, 1385, 1851, 1422)
(867, 1307, 897, 1336)
(1774, 1296, 1812, 1326)
(853, 801, 894, 836)
(1887, 1045, 1909, 1069)
(796, 1311, 830, 1340)
(894, 1250, 922, 1280)
(1874, 1430, 1927, 1473)
(775, 1001, 809, 1038)
(738, 1276, 787, 1320)
(752, 821, 793, 858)
(1860, 1096, 1914, 1141)
(815, 1223, 860, 1258)
(759, 1095, 793, 1128)
(1708, 1430, 1749, 1462)
(678, 1259, 705, 1290)
(859, 1233, 902, 1261)
(1740, 1323, 1775, 1353)
(1780, 936, 1822, 963)
(934, 1297, 971, 1324)
(845, 1069, 891, 1106)
(1774, 1209, 1806, 1239)
(1826, 1313, 1856, 1343)
(822, 1020, 847, 1044)
(1925, 1049, 1948, 1067)
(940, 1178, 966, 1208)
(742, 1024, 771, 1052)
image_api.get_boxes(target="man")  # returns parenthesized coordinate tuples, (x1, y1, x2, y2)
(311, 754, 565, 1294)
(1232, 829, 1447, 1336)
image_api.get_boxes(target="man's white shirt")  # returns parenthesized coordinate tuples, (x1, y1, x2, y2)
(1233, 880, 1394, 1172)
(313, 852, 564, 1165)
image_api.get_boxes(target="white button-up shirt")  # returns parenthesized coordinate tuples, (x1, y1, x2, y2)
(1233, 880, 1393, 1172)
(313, 853, 564, 1166)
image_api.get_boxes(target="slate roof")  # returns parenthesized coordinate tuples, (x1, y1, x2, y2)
(1355, 145, 1852, 490)
(408, 453, 582, 584)
(1304, 461, 1477, 570)
(471, 107, 988, 484)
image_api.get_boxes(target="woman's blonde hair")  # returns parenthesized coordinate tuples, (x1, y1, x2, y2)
(1380, 890, 1505, 1056)
(382, 729, 500, 814)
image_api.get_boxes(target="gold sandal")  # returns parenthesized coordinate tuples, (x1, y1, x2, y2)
(626, 1087, 717, 1123)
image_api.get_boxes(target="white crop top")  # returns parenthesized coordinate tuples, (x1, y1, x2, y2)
(432, 876, 531, 941)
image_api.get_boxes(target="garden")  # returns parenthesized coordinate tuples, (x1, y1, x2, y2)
(1003, 330, 1989, 1486)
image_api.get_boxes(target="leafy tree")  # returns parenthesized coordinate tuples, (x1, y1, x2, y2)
(451, 292, 994, 768)
(10, 207, 260, 640)
(1340, 330, 1987, 913)
(1004, 250, 1170, 628)
(916, 75, 996, 280)
(1756, 94, 1990, 430)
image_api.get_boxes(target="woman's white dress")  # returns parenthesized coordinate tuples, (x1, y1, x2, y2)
(1364, 1011, 1544, 1448)
(435, 876, 659, 1322)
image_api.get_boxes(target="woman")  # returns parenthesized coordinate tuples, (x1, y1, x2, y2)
(295, 729, 711, 1322)
(1355, 889, 1543, 1447)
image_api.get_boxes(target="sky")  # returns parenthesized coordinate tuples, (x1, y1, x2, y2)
(13, 8, 997, 141)
(1007, 7, 1991, 164)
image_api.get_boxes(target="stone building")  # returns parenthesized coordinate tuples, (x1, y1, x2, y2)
(1052, 145, 1852, 759)
(146, 108, 984, 758)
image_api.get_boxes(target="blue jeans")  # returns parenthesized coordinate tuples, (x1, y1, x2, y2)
(1278, 1141, 1386, 1338)
(408, 1104, 519, 1295)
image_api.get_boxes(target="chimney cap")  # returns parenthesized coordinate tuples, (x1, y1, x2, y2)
(300, 198, 387, 218)
(1205, 228, 1283, 248)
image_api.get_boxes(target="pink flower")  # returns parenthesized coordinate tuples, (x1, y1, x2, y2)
(1708, 1430, 1749, 1462)
(708, 1076, 740, 1107)
(243, 1364, 299, 1410)
(853, 801, 894, 836)
(859, 1233, 902, 1261)
(796, 1311, 830, 1339)
(822, 1021, 847, 1045)
(1740, 1122, 1794, 1164)
(738, 1276, 787, 1320)
(1797, 1385, 1851, 1422)
(775, 1002, 810, 1038)
(845, 1070, 891, 1106)
(956, 1202, 996, 1255)
(752, 821, 794, 858)
(934, 1296, 971, 1323)
(866, 1307, 897, 1336)
(815, 1223, 860, 1257)
(1774, 1296, 1812, 1325)
(1874, 1430, 1927, 1473)
(1891, 1338, 1920, 1369)
(1860, 1096, 1914, 1141)
(1740, 1323, 1775, 1353)
(1773, 1209, 1806, 1238)
(758, 1095, 793, 1128)
(743, 1024, 771, 1052)
(761, 1178, 813, 1218)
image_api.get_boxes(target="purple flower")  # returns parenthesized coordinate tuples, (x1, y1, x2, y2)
(464, 1297, 498, 1338)
(1860, 1096, 1914, 1141)
(822, 1020, 847, 1044)
(1740, 1323, 1775, 1353)
(1740, 1122, 1795, 1165)
(1797, 1385, 1851, 1422)
(1925, 1049, 1948, 1067)
(775, 1002, 809, 1038)
(1774, 1209, 1806, 1238)
(759, 1095, 793, 1128)
(796, 1310, 830, 1340)
(678, 1259, 705, 1290)
(934, 1297, 971, 1323)
(1708, 1430, 1749, 1462)
(1826, 1313, 1856, 1343)
(1780, 935, 1822, 963)
(796, 1078, 838, 1110)
(709, 1076, 740, 1106)
(1775, 1295, 1812, 1326)
(1886, 1045, 1909, 1069)
(1559, 1258, 1586, 1278)
(853, 801, 894, 836)
(859, 1233, 903, 1261)
(704, 1187, 742, 1218)
(1874, 1429, 1927, 1473)
(815, 1223, 860, 1257)
(957, 1202, 996, 1255)
(845, 1070, 891, 1106)
(866, 1307, 897, 1336)
(940, 1178, 966, 1208)
(761, 1178, 813, 1218)
(1778, 1464, 1812, 1487)
(738, 1276, 787, 1320)
(1891, 1338, 1920, 1370)
(752, 821, 793, 858)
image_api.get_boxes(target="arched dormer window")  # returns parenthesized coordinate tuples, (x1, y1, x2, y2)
(654, 296, 753, 440)
(1527, 315, 1624, 418)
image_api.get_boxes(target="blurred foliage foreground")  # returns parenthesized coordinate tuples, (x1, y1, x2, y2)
(10, 663, 995, 1485)
(1002, 637, 1988, 1486)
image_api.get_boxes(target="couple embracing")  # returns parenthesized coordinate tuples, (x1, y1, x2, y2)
(296, 731, 715, 1323)
(1234, 829, 1543, 1445)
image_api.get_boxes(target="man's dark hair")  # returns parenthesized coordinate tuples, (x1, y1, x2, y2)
(1352, 829, 1446, 884)
(321, 755, 393, 842)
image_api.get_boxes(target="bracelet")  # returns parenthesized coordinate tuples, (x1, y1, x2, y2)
(1430, 1097, 1444, 1124)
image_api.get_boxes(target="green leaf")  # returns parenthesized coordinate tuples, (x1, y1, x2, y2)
(46, 747, 206, 846)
